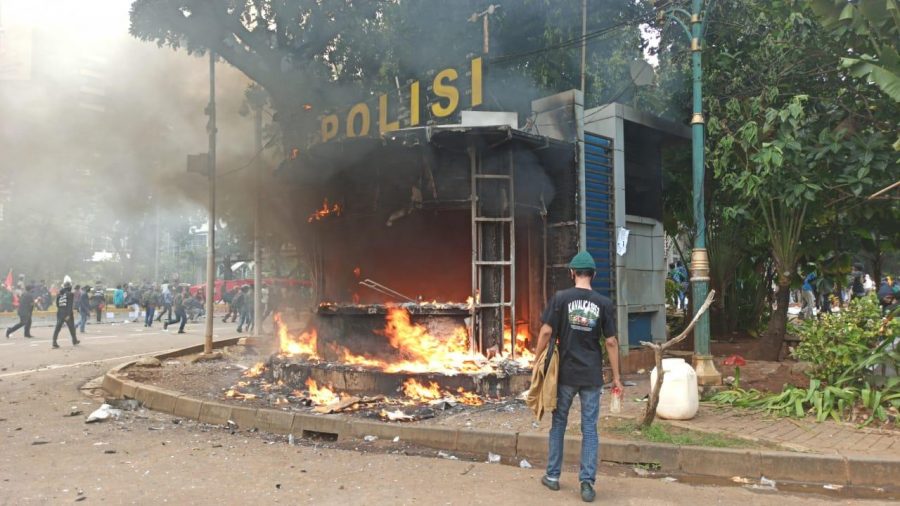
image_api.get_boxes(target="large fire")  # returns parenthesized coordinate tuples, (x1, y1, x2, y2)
(276, 306, 533, 374)
(307, 198, 342, 223)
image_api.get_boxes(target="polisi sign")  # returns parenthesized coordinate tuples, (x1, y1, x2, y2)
(319, 57, 483, 143)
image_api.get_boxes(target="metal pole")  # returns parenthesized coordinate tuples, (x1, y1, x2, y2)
(252, 106, 262, 337)
(154, 198, 160, 282)
(580, 0, 587, 92)
(203, 51, 217, 355)
(482, 14, 489, 54)
(687, 0, 719, 385)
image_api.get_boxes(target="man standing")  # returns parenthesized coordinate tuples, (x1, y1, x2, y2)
(52, 281, 79, 348)
(163, 286, 188, 334)
(6, 285, 35, 338)
(143, 286, 160, 327)
(533, 251, 621, 503)
(801, 270, 816, 320)
(77, 285, 92, 333)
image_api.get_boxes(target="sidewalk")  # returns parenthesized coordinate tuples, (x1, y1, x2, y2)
(608, 377, 899, 458)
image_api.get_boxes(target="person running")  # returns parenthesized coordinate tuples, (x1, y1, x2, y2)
(52, 280, 79, 348)
(77, 285, 92, 333)
(237, 285, 254, 333)
(6, 285, 35, 338)
(533, 251, 621, 503)
(221, 286, 240, 323)
(163, 286, 188, 334)
(143, 286, 160, 327)
(231, 287, 245, 328)
(156, 286, 173, 322)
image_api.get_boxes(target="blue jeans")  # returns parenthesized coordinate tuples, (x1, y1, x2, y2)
(144, 307, 156, 327)
(78, 310, 89, 333)
(546, 384, 601, 484)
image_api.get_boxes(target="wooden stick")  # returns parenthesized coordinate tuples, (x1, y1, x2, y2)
(639, 290, 716, 428)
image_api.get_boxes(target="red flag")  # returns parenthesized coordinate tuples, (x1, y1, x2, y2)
(4, 269, 12, 290)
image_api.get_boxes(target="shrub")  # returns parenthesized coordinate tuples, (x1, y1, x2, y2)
(791, 295, 891, 384)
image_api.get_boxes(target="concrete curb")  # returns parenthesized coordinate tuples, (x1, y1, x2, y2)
(99, 343, 900, 490)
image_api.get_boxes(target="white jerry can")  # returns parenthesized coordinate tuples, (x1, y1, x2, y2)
(649, 358, 699, 420)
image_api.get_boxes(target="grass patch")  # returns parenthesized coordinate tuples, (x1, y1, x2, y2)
(606, 420, 753, 448)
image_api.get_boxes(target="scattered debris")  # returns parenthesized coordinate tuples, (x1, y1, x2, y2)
(633, 467, 650, 477)
(191, 351, 224, 363)
(381, 409, 414, 422)
(107, 399, 141, 411)
(288, 434, 295, 446)
(31, 440, 50, 446)
(135, 356, 162, 368)
(730, 476, 752, 484)
(104, 449, 117, 454)
(660, 477, 678, 483)
(85, 404, 122, 424)
(275, 483, 281, 490)
(746, 476, 778, 491)
(437, 450, 458, 460)
(363, 435, 378, 442)
(519, 459, 532, 469)
(487, 452, 501, 464)
(823, 484, 843, 491)
(392, 436, 400, 443)
(460, 464, 475, 475)
(64, 407, 83, 417)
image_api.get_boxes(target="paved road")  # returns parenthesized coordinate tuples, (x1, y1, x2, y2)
(0, 321, 891, 505)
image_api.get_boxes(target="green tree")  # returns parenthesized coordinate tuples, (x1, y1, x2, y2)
(810, 0, 900, 102)
(702, 1, 896, 359)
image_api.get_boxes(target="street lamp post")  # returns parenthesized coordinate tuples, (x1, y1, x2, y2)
(660, 0, 720, 386)
(203, 51, 217, 355)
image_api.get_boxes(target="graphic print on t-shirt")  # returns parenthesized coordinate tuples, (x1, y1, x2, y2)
(567, 299, 600, 332)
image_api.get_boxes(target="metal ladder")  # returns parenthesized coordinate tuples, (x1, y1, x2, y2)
(469, 147, 516, 359)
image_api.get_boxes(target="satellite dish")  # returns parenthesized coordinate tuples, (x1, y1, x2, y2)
(629, 60, 656, 87)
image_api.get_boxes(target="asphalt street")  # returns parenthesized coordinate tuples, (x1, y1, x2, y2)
(0, 319, 891, 505)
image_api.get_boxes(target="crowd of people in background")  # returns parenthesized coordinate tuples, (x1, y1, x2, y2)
(5, 273, 295, 342)
(798, 263, 899, 319)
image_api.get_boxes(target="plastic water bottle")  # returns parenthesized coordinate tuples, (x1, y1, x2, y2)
(609, 386, 623, 414)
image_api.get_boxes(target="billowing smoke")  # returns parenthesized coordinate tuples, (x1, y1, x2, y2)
(0, 0, 285, 285)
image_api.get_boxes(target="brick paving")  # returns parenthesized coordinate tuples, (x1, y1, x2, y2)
(610, 376, 899, 458)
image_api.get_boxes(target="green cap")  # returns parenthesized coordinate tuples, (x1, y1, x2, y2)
(568, 251, 596, 270)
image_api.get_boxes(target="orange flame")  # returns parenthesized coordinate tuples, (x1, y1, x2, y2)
(400, 378, 485, 406)
(243, 362, 266, 378)
(305, 377, 339, 406)
(455, 387, 485, 406)
(503, 327, 535, 367)
(276, 314, 318, 358)
(401, 379, 443, 401)
(307, 198, 342, 223)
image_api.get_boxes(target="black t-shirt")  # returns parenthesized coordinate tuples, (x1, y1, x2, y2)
(540, 287, 617, 387)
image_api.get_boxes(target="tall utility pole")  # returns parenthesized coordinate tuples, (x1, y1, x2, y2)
(580, 0, 587, 92)
(203, 51, 217, 355)
(248, 87, 265, 338)
(659, 0, 720, 386)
